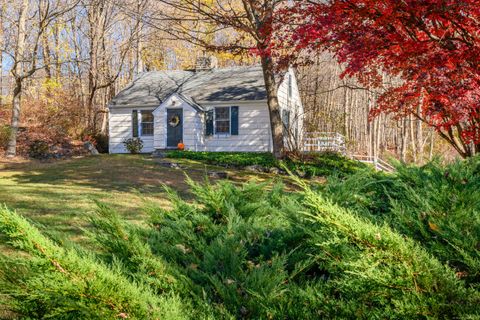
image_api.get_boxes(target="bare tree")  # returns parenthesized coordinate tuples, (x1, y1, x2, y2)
(297, 52, 452, 162)
(2, 0, 78, 157)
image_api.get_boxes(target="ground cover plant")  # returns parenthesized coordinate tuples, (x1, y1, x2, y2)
(166, 151, 367, 177)
(1, 156, 479, 319)
(320, 156, 480, 286)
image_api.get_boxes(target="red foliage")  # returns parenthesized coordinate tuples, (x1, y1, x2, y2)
(273, 0, 480, 157)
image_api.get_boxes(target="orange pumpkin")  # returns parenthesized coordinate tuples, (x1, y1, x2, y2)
(177, 142, 185, 150)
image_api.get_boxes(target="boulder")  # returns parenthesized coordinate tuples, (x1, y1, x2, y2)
(245, 165, 265, 173)
(170, 163, 181, 169)
(268, 167, 281, 175)
(84, 141, 99, 155)
(208, 171, 228, 179)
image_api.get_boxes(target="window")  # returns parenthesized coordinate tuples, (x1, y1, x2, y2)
(140, 111, 154, 136)
(206, 106, 238, 136)
(215, 107, 230, 134)
(282, 109, 291, 131)
(288, 74, 293, 98)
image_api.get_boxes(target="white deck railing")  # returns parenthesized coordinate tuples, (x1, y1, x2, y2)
(350, 155, 395, 173)
(302, 132, 395, 172)
(302, 132, 347, 155)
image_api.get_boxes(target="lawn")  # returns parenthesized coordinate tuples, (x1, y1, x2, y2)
(0, 154, 279, 245)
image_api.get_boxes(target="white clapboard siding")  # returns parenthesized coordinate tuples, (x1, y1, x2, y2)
(202, 102, 273, 152)
(109, 107, 155, 153)
(277, 68, 304, 149)
(153, 94, 204, 151)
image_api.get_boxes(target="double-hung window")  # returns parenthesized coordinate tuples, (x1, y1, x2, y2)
(140, 111, 154, 136)
(132, 110, 154, 137)
(206, 106, 238, 136)
(215, 107, 230, 134)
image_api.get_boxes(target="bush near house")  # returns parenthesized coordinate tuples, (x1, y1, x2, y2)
(0, 125, 12, 150)
(166, 151, 278, 168)
(166, 150, 368, 177)
(1, 157, 479, 318)
(123, 138, 144, 154)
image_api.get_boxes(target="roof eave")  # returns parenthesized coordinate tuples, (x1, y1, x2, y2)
(109, 99, 268, 109)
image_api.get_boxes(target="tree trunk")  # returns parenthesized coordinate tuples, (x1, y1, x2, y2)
(7, 81, 22, 157)
(401, 117, 408, 162)
(6, 0, 29, 157)
(409, 114, 417, 163)
(429, 128, 435, 161)
(260, 55, 284, 158)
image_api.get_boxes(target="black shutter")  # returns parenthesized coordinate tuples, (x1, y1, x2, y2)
(132, 110, 139, 137)
(230, 106, 239, 135)
(205, 109, 214, 136)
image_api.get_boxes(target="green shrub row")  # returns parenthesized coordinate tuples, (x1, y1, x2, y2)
(166, 151, 368, 177)
(319, 157, 480, 285)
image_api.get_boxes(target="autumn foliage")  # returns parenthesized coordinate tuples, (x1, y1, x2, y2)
(274, 0, 480, 157)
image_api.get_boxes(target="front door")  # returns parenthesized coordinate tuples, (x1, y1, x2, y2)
(166, 108, 183, 148)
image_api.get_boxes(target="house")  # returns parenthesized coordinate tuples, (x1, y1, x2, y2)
(108, 61, 303, 153)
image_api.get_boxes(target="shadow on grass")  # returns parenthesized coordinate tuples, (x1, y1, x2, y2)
(0, 154, 282, 243)
(6, 155, 201, 193)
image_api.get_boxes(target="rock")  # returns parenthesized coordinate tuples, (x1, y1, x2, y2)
(157, 161, 172, 167)
(156, 161, 182, 169)
(245, 165, 265, 173)
(170, 163, 181, 169)
(268, 167, 281, 174)
(84, 141, 99, 155)
(208, 171, 228, 179)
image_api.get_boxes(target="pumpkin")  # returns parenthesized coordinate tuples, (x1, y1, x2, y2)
(177, 142, 185, 150)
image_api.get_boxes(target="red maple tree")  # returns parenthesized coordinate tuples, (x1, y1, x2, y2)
(274, 0, 480, 157)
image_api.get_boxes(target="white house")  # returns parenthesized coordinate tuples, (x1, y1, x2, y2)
(108, 62, 303, 153)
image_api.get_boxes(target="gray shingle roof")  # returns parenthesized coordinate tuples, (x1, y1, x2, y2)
(109, 66, 267, 107)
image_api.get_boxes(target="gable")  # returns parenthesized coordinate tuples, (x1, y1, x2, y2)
(152, 93, 204, 117)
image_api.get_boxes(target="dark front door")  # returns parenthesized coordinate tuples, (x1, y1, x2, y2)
(166, 108, 183, 148)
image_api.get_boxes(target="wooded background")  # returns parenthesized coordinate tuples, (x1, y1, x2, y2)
(0, 0, 455, 162)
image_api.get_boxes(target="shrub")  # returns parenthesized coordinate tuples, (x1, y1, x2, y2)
(284, 152, 368, 177)
(0, 125, 11, 150)
(166, 150, 277, 168)
(123, 137, 143, 154)
(166, 151, 368, 177)
(0, 206, 193, 320)
(1, 175, 478, 319)
(321, 156, 480, 285)
(28, 140, 50, 159)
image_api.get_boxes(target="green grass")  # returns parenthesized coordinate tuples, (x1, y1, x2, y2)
(0, 155, 281, 245)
